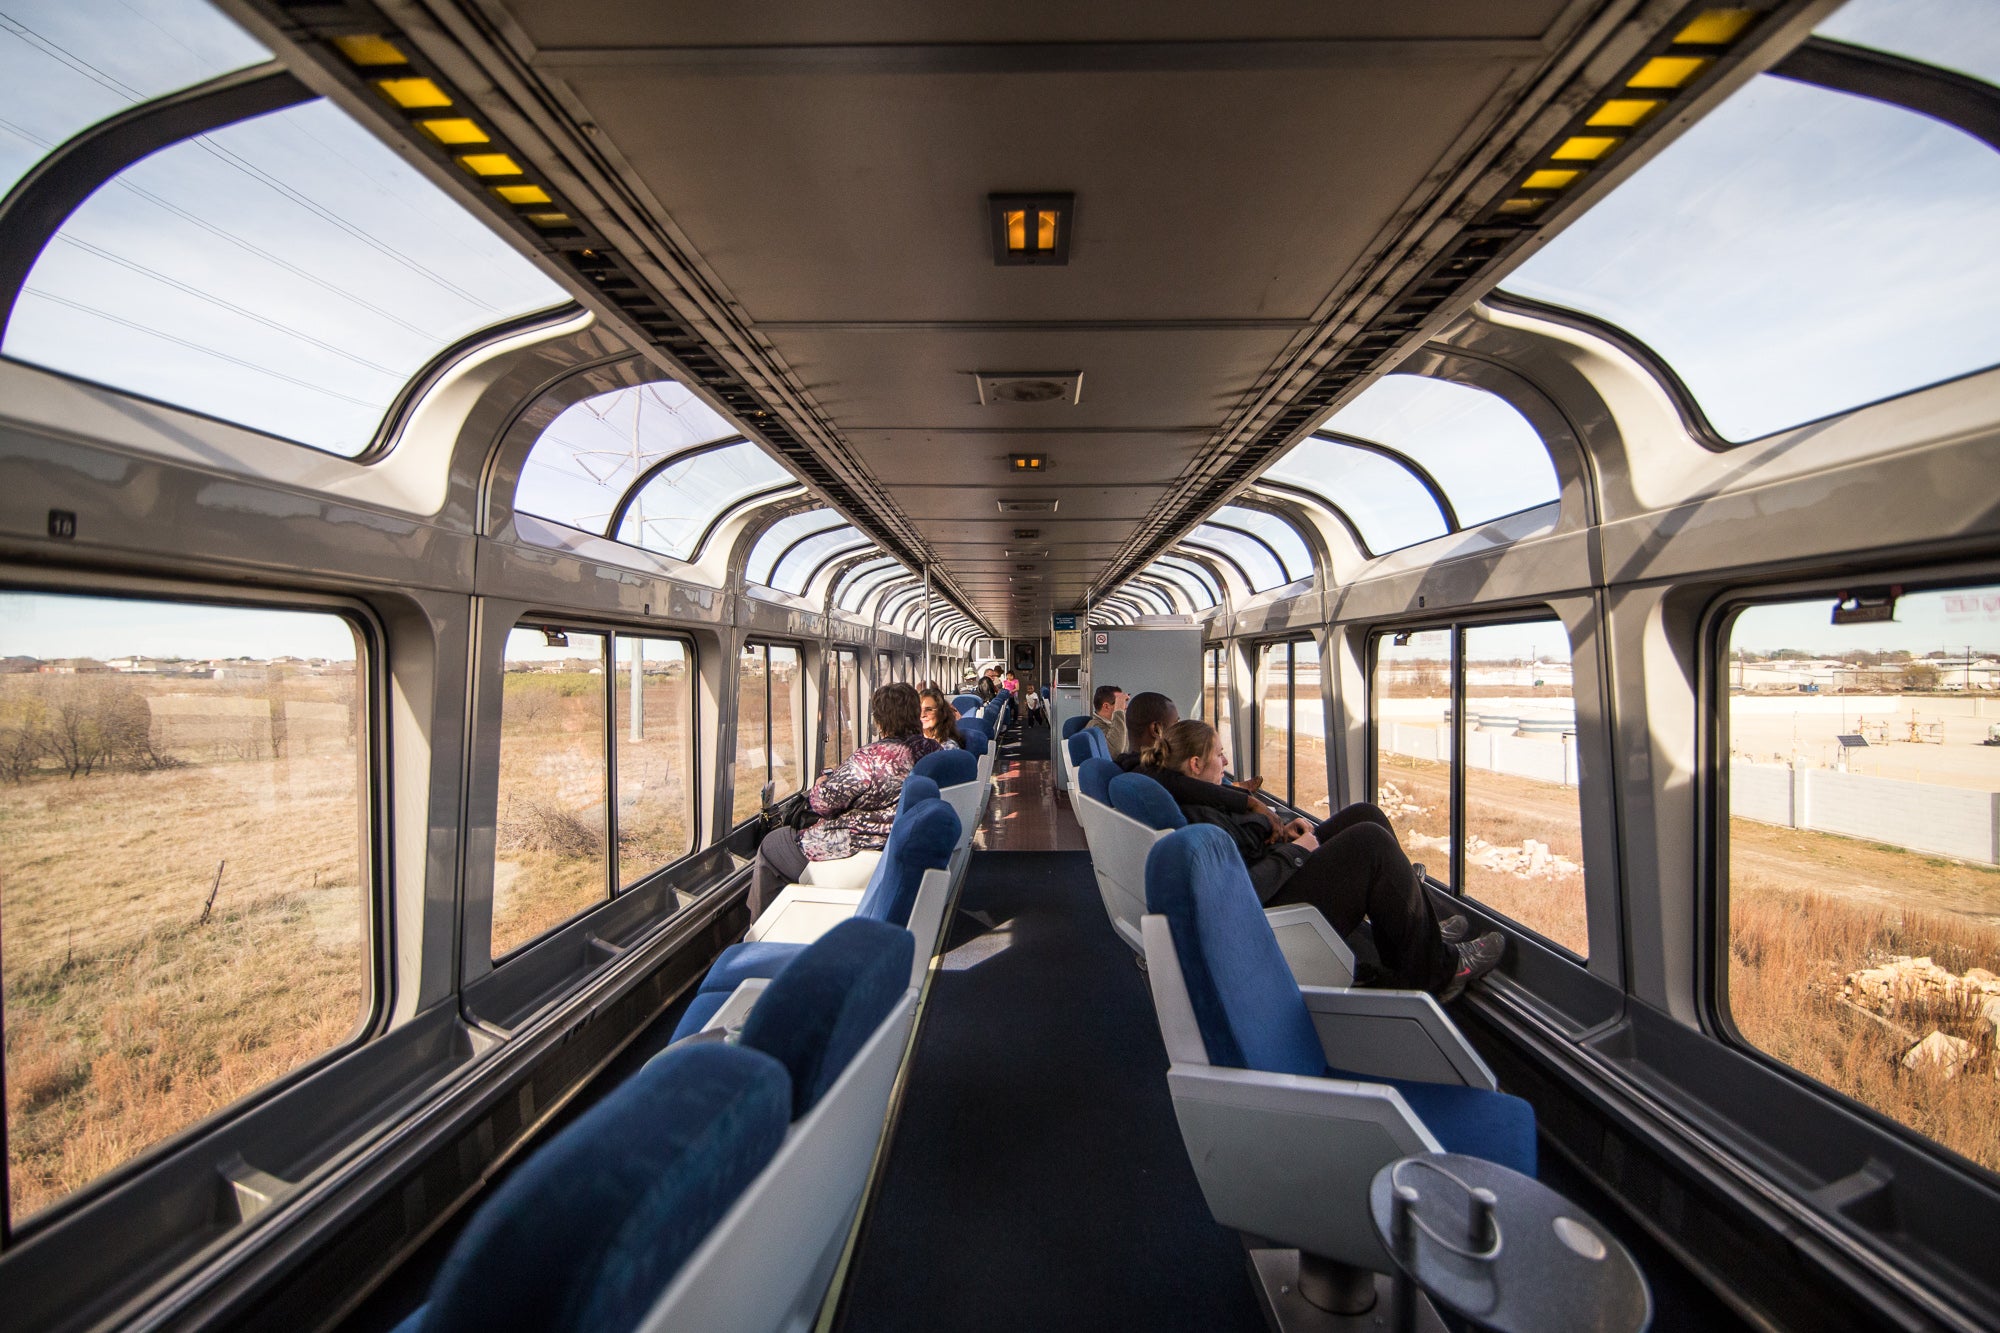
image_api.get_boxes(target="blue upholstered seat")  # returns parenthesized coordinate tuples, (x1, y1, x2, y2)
(957, 729, 988, 757)
(1108, 771, 1186, 831)
(913, 748, 976, 789)
(1144, 824, 1535, 1175)
(405, 1042, 789, 1333)
(737, 917, 914, 1118)
(1061, 714, 1090, 742)
(673, 796, 958, 1040)
(1077, 756, 1119, 806)
(1067, 727, 1110, 768)
(951, 693, 984, 714)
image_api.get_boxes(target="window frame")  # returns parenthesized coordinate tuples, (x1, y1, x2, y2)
(491, 618, 700, 962)
(731, 638, 806, 828)
(1367, 609, 1588, 962)
(0, 574, 387, 1234)
(1252, 634, 1322, 806)
(1702, 568, 2000, 1138)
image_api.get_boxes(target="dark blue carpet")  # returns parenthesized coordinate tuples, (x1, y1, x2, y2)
(833, 851, 1263, 1331)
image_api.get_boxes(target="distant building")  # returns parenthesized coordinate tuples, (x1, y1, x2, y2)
(0, 655, 40, 674)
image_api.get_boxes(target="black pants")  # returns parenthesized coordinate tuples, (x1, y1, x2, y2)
(1265, 803, 1456, 992)
(751, 826, 812, 920)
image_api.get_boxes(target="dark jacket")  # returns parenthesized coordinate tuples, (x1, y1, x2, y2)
(1134, 763, 1303, 903)
(1119, 757, 1255, 817)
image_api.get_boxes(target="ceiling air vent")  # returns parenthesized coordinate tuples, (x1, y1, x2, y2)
(998, 498, 1058, 514)
(973, 371, 1082, 406)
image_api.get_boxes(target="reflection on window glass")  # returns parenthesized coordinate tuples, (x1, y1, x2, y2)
(1726, 588, 2000, 1172)
(1266, 438, 1448, 555)
(1190, 527, 1283, 593)
(1317, 375, 1556, 529)
(492, 628, 607, 956)
(517, 382, 742, 535)
(0, 592, 366, 1222)
(827, 650, 859, 764)
(7, 100, 567, 455)
(745, 509, 835, 586)
(1816, 0, 2000, 91)
(732, 643, 804, 824)
(1503, 77, 2000, 442)
(0, 0, 270, 199)
(615, 440, 793, 561)
(1204, 646, 1233, 769)
(1215, 506, 1311, 586)
(836, 560, 899, 612)
(613, 636, 693, 889)
(772, 529, 866, 596)
(768, 645, 802, 799)
(1257, 641, 1291, 802)
(1461, 622, 1584, 955)
(1374, 629, 1454, 878)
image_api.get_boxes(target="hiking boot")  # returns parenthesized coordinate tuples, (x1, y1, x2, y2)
(1437, 932, 1506, 1004)
(1438, 914, 1470, 945)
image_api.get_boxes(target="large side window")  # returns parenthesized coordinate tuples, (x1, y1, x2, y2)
(1, 591, 369, 1225)
(1255, 638, 1325, 812)
(731, 643, 804, 825)
(1724, 586, 2000, 1173)
(1461, 622, 1585, 955)
(1373, 629, 1456, 877)
(1203, 645, 1233, 770)
(1372, 620, 1585, 953)
(492, 628, 608, 956)
(613, 636, 695, 888)
(827, 650, 859, 765)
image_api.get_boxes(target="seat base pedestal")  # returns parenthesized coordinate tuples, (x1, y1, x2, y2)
(1247, 1250, 1445, 1333)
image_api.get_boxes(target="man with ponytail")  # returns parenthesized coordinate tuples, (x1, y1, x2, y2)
(1138, 719, 1502, 1002)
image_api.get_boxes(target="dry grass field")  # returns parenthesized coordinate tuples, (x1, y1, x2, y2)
(2, 673, 365, 1221)
(1373, 748, 2000, 1172)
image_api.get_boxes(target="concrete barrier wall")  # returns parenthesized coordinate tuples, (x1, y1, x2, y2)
(1382, 724, 1577, 787)
(1730, 761, 1999, 864)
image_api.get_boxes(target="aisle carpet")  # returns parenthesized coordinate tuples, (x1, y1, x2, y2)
(833, 851, 1263, 1331)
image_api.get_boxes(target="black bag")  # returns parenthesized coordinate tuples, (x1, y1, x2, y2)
(1184, 806, 1309, 903)
(780, 799, 819, 832)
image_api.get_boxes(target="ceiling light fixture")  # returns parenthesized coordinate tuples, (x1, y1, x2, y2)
(973, 371, 1082, 406)
(989, 192, 1073, 265)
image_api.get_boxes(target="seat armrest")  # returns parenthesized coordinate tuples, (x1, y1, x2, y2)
(1261, 904, 1356, 989)
(1297, 986, 1498, 1090)
(797, 851, 881, 889)
(700, 976, 772, 1037)
(744, 885, 866, 943)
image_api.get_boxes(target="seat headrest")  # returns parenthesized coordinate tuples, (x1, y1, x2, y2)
(1061, 715, 1090, 741)
(417, 1041, 789, 1333)
(897, 775, 942, 815)
(1077, 756, 1119, 806)
(856, 798, 959, 926)
(1109, 771, 1187, 831)
(956, 718, 990, 740)
(912, 748, 977, 788)
(958, 729, 988, 757)
(951, 694, 983, 712)
(1144, 825, 1323, 1077)
(1067, 728, 1109, 767)
(740, 917, 914, 1118)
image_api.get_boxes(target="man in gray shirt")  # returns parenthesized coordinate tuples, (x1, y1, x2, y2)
(1084, 683, 1128, 756)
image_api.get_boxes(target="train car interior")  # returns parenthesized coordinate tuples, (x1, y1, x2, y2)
(2, 0, 1997, 1329)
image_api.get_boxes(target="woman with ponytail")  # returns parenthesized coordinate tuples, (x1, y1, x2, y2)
(1139, 720, 1503, 1002)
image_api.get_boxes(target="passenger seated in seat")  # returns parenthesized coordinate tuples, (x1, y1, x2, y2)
(1084, 684, 1127, 754)
(919, 688, 965, 749)
(1139, 719, 1503, 1002)
(751, 682, 940, 916)
(975, 668, 999, 701)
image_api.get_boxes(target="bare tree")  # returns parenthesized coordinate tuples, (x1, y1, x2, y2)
(0, 688, 48, 782)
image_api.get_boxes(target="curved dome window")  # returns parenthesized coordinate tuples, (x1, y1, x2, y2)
(1501, 71, 2000, 441)
(1142, 560, 1216, 609)
(1817, 0, 2000, 89)
(0, 0, 270, 199)
(518, 381, 746, 534)
(836, 558, 904, 612)
(1265, 438, 1447, 555)
(6, 98, 568, 455)
(1315, 375, 1555, 529)
(745, 509, 840, 585)
(612, 439, 793, 562)
(1186, 505, 1312, 593)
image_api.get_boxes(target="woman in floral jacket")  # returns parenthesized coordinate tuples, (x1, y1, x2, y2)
(749, 681, 940, 915)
